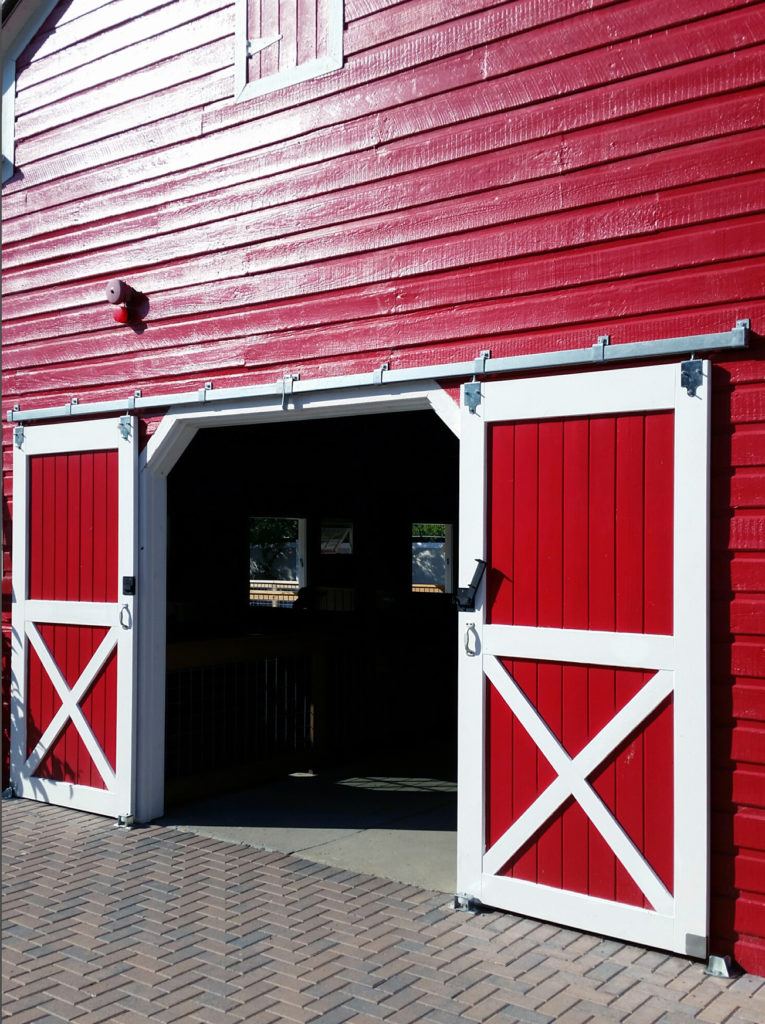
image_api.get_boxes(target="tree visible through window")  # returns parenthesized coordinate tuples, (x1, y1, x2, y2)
(412, 523, 453, 594)
(249, 517, 306, 607)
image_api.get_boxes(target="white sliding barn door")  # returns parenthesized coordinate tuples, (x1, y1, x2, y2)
(457, 362, 710, 956)
(10, 417, 138, 820)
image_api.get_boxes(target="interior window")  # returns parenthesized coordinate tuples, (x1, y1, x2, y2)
(412, 523, 453, 594)
(249, 517, 306, 607)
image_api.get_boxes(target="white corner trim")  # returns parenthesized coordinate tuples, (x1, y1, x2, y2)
(144, 380, 449, 476)
(234, 0, 344, 103)
(1, 0, 60, 183)
(427, 386, 460, 438)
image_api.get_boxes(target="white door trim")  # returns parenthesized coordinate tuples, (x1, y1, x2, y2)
(136, 381, 459, 821)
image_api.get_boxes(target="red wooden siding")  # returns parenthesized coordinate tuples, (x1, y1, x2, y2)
(28, 451, 119, 603)
(1, 0, 764, 973)
(487, 413, 674, 635)
(486, 660, 672, 908)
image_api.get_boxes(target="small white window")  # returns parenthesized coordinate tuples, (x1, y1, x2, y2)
(412, 523, 453, 595)
(235, 0, 344, 101)
(249, 516, 307, 607)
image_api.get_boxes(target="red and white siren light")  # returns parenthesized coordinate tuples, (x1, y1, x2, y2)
(105, 278, 136, 324)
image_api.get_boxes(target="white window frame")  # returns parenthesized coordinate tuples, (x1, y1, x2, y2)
(411, 522, 454, 595)
(249, 513, 308, 596)
(234, 0, 344, 102)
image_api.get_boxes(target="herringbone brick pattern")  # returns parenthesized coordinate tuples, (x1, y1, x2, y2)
(3, 801, 764, 1024)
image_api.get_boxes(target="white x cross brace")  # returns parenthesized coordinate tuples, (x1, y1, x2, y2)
(22, 622, 118, 791)
(483, 656, 674, 915)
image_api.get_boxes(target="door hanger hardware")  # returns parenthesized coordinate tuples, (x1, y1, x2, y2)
(455, 559, 486, 612)
(281, 373, 300, 410)
(680, 358, 704, 397)
(464, 350, 491, 414)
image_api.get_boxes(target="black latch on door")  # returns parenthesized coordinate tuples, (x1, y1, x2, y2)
(455, 559, 486, 612)
(122, 576, 136, 596)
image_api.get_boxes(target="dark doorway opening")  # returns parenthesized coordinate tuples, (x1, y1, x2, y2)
(162, 410, 459, 890)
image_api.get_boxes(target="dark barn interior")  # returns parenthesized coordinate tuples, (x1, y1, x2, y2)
(163, 410, 459, 886)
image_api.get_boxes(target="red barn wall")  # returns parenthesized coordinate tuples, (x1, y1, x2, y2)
(2, 0, 764, 973)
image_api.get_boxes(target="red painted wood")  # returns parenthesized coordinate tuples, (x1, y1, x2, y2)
(485, 672, 514, 848)
(588, 667, 616, 900)
(2, 0, 764, 971)
(588, 418, 616, 633)
(297, 0, 317, 67)
(487, 409, 675, 909)
(493, 659, 669, 909)
(488, 413, 673, 635)
(26, 636, 60, 757)
(16, 1, 169, 68)
(5, 3, 761, 218)
(486, 422, 514, 629)
(28, 452, 118, 602)
(24, 446, 120, 788)
(6, 221, 765, 362)
(31, 624, 113, 788)
(644, 413, 675, 635)
(15, 1, 232, 102)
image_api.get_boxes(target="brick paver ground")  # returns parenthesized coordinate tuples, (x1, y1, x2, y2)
(2, 801, 764, 1024)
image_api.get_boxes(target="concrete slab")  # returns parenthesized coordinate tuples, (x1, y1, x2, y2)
(161, 772, 458, 893)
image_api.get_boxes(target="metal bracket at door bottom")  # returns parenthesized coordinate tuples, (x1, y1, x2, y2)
(453, 893, 486, 913)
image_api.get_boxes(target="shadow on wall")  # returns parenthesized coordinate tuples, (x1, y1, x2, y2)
(708, 361, 745, 960)
(2, 629, 10, 791)
(2, 494, 11, 790)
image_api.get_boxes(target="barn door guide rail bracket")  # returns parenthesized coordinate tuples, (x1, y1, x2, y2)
(5, 322, 751, 424)
(454, 893, 487, 913)
(680, 359, 704, 397)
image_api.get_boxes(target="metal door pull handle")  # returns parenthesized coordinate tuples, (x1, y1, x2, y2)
(119, 604, 132, 630)
(464, 622, 479, 656)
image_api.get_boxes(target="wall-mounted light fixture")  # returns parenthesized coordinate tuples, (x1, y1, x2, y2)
(106, 279, 143, 324)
